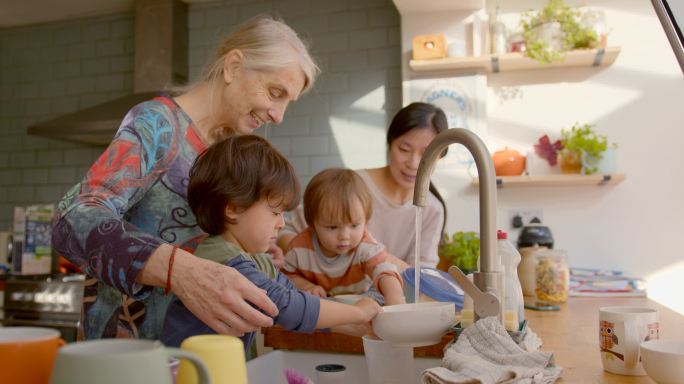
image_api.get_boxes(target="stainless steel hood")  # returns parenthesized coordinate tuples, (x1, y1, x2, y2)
(27, 0, 188, 145)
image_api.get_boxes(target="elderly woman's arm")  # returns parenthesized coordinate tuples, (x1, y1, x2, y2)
(52, 103, 277, 335)
(139, 244, 277, 334)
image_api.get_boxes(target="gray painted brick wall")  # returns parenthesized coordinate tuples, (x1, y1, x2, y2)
(0, 14, 134, 229)
(0, 0, 401, 230)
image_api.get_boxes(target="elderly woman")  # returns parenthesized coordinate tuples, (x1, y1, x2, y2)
(52, 16, 319, 340)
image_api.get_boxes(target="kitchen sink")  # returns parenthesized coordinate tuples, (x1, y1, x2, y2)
(247, 350, 440, 383)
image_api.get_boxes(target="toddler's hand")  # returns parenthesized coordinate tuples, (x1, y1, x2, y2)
(306, 285, 327, 298)
(266, 244, 285, 269)
(354, 297, 382, 323)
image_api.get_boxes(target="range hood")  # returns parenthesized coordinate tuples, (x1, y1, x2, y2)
(28, 0, 188, 145)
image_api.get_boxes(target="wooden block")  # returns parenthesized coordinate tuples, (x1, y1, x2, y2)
(412, 34, 447, 60)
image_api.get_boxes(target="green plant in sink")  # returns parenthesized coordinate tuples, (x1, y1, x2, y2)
(437, 231, 480, 274)
(559, 122, 609, 174)
(520, 0, 598, 64)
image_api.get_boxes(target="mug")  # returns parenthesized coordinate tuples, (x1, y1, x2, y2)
(599, 306, 659, 376)
(362, 335, 415, 384)
(177, 334, 247, 384)
(49, 339, 209, 384)
(0, 327, 64, 384)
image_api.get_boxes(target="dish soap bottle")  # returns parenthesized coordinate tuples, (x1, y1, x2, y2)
(498, 230, 524, 331)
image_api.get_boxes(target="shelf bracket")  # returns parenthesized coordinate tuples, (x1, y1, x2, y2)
(592, 48, 606, 66)
(598, 174, 612, 185)
(496, 178, 503, 188)
(491, 56, 500, 73)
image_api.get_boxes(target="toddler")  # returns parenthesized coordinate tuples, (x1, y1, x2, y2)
(283, 168, 405, 305)
(161, 136, 381, 354)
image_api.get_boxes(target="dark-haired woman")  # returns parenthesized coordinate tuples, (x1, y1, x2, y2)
(279, 102, 447, 268)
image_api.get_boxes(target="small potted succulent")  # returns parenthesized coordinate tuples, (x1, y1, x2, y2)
(559, 122, 609, 174)
(437, 231, 480, 274)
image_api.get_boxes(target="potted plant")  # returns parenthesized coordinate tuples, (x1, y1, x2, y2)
(559, 122, 608, 174)
(520, 0, 598, 64)
(437, 231, 480, 274)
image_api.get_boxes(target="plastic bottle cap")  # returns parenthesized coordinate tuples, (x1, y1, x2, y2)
(497, 229, 508, 240)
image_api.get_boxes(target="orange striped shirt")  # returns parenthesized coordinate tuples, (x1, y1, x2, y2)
(283, 227, 402, 296)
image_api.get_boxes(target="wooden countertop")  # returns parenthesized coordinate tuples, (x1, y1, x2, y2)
(263, 297, 684, 383)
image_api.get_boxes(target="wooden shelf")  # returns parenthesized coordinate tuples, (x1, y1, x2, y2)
(392, 0, 484, 14)
(410, 47, 621, 73)
(471, 173, 626, 188)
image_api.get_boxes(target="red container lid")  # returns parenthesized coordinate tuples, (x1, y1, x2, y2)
(497, 229, 507, 240)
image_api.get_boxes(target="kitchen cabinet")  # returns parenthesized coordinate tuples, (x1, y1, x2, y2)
(410, 47, 621, 74)
(471, 173, 626, 188)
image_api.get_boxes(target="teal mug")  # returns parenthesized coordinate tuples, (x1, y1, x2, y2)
(49, 339, 210, 384)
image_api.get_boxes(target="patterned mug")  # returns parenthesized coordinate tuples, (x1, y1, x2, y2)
(599, 306, 659, 376)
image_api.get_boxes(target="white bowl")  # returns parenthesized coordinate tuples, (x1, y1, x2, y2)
(640, 339, 684, 384)
(372, 302, 455, 347)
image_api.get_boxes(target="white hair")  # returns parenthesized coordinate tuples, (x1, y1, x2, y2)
(201, 15, 319, 94)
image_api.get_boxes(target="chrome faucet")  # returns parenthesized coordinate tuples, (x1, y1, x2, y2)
(413, 128, 503, 323)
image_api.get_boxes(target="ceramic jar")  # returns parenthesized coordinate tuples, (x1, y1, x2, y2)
(518, 245, 547, 297)
(492, 148, 526, 176)
(559, 150, 582, 174)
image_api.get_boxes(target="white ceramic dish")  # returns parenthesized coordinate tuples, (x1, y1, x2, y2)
(640, 339, 684, 384)
(372, 302, 455, 347)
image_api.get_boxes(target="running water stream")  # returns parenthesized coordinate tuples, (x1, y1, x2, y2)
(414, 206, 422, 302)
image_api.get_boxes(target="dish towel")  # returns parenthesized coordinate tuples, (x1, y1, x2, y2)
(421, 317, 563, 384)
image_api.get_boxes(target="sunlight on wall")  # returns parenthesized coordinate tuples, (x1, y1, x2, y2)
(329, 117, 386, 170)
(486, 81, 642, 152)
(646, 261, 684, 315)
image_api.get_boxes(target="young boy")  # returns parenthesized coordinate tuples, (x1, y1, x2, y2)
(161, 136, 381, 353)
(283, 168, 405, 306)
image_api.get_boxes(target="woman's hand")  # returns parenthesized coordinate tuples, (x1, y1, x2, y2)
(139, 245, 279, 336)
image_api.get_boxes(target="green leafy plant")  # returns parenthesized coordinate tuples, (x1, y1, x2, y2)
(439, 231, 480, 273)
(560, 123, 608, 174)
(520, 0, 598, 63)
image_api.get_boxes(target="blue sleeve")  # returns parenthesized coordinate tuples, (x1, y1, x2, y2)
(226, 256, 320, 333)
(161, 298, 255, 353)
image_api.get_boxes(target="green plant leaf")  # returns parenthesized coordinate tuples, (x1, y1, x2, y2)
(439, 231, 480, 271)
(519, 0, 598, 64)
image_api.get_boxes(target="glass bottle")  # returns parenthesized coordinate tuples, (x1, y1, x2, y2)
(535, 250, 570, 303)
(491, 6, 508, 54)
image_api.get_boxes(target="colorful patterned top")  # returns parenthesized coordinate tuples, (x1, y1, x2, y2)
(282, 227, 402, 296)
(52, 94, 208, 340)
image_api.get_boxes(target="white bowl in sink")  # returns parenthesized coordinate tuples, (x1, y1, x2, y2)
(640, 339, 684, 384)
(372, 302, 455, 347)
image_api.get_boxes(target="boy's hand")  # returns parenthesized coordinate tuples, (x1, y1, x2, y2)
(331, 323, 372, 337)
(354, 297, 382, 323)
(305, 285, 327, 297)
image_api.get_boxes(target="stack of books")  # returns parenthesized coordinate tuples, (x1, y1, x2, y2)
(569, 268, 647, 297)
